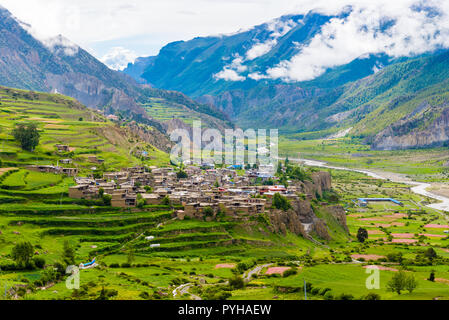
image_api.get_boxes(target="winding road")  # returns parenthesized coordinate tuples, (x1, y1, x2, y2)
(244, 264, 273, 282)
(172, 283, 201, 300)
(293, 158, 449, 213)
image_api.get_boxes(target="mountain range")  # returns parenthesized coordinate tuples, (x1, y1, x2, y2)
(1, 3, 449, 151)
(123, 6, 449, 150)
(0, 5, 230, 139)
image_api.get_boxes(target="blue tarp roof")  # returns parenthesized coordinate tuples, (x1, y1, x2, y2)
(358, 198, 403, 205)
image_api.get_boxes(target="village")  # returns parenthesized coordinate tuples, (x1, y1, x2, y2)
(64, 162, 307, 220)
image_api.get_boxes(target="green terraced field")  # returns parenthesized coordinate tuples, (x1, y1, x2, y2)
(0, 87, 169, 172)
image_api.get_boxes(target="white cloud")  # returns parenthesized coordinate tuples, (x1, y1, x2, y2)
(263, 0, 449, 82)
(248, 72, 269, 81)
(42, 35, 79, 56)
(246, 39, 277, 60)
(215, 17, 299, 81)
(214, 68, 246, 82)
(100, 47, 138, 71)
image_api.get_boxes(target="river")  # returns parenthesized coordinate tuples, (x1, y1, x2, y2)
(288, 158, 449, 213)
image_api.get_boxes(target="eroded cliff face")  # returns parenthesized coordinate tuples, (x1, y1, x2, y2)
(268, 200, 348, 242)
(372, 105, 449, 150)
(290, 171, 332, 198)
(268, 172, 348, 242)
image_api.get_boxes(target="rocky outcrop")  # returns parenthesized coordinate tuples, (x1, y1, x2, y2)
(372, 105, 449, 150)
(268, 207, 308, 238)
(312, 219, 332, 241)
(323, 205, 349, 233)
(268, 199, 348, 242)
(290, 171, 332, 198)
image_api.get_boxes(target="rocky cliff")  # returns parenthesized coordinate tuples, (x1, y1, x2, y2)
(372, 104, 449, 150)
(268, 172, 348, 242)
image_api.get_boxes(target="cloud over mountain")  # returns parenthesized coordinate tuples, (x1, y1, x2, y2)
(214, 0, 449, 82)
(101, 46, 138, 71)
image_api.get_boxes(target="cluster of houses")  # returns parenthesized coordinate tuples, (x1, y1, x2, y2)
(26, 144, 107, 177)
(68, 164, 305, 219)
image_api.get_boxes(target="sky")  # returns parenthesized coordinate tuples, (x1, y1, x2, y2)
(1, 0, 448, 80)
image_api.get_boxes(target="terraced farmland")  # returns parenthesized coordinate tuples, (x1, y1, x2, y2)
(0, 87, 168, 172)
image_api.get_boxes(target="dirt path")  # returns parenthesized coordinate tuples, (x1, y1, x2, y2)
(244, 264, 273, 282)
(172, 283, 202, 300)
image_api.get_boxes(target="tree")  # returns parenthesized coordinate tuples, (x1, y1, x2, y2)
(203, 206, 214, 217)
(387, 270, 407, 295)
(272, 193, 291, 211)
(62, 240, 75, 266)
(127, 249, 135, 264)
(405, 274, 418, 293)
(11, 242, 34, 267)
(12, 123, 40, 151)
(177, 170, 188, 179)
(136, 194, 145, 209)
(357, 228, 369, 243)
(289, 166, 310, 181)
(424, 247, 437, 261)
(102, 194, 112, 206)
(229, 275, 245, 290)
(428, 270, 435, 282)
(161, 196, 171, 206)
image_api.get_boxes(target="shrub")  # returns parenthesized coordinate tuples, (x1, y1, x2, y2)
(33, 257, 46, 269)
(310, 287, 320, 295)
(282, 268, 298, 278)
(323, 291, 334, 300)
(363, 293, 381, 300)
(336, 293, 354, 300)
(319, 288, 331, 296)
(229, 276, 245, 290)
(139, 291, 150, 300)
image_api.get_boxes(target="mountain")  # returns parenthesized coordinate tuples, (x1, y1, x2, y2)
(0, 7, 143, 116)
(124, 7, 449, 150)
(125, 11, 345, 96)
(0, 6, 230, 134)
